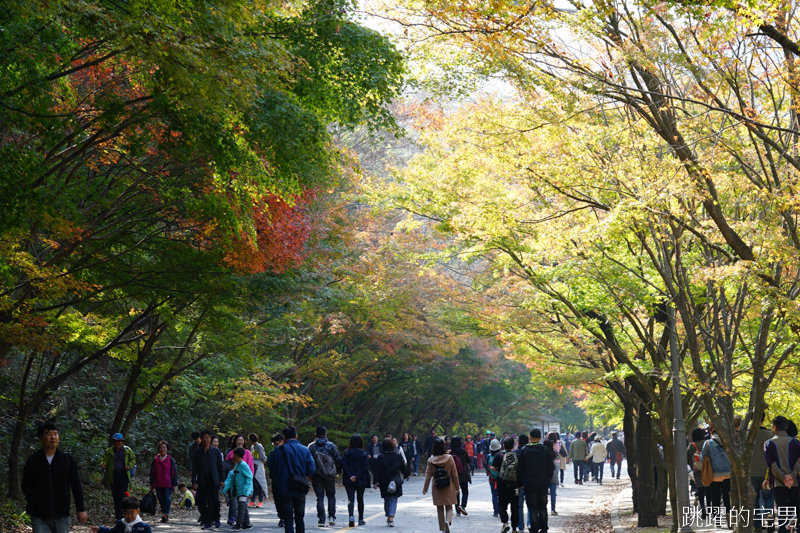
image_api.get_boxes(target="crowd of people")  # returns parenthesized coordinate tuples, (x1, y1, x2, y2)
(21, 421, 628, 533)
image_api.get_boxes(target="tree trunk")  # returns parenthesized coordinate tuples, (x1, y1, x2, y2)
(623, 399, 639, 513)
(729, 457, 755, 533)
(7, 409, 30, 499)
(636, 405, 658, 527)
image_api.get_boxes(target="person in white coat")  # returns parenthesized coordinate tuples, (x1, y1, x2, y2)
(589, 437, 608, 484)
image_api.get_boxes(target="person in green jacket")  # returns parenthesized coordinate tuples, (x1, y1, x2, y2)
(568, 432, 588, 485)
(101, 433, 136, 519)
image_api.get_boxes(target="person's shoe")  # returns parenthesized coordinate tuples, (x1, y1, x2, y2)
(248, 501, 256, 508)
(388, 515, 395, 527)
(560, 483, 564, 488)
(318, 522, 326, 528)
(457, 506, 468, 516)
(501, 523, 511, 533)
(215, 521, 221, 529)
(256, 502, 263, 508)
(551, 510, 558, 515)
(493, 513, 499, 517)
(231, 526, 242, 531)
(349, 517, 355, 527)
(278, 520, 285, 528)
(358, 520, 366, 526)
(227, 520, 235, 526)
(599, 480, 602, 485)
(201, 524, 213, 530)
(241, 525, 252, 531)
(329, 517, 336, 526)
(161, 515, 168, 523)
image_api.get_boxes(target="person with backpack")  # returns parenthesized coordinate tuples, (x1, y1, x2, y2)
(424, 438, 460, 533)
(568, 431, 588, 485)
(486, 439, 503, 517)
(517, 429, 555, 533)
(342, 435, 370, 528)
(491, 437, 520, 533)
(148, 441, 178, 523)
(589, 436, 608, 484)
(765, 416, 800, 533)
(376, 438, 409, 527)
(701, 426, 732, 528)
(449, 437, 471, 516)
(308, 426, 342, 528)
(687, 428, 709, 519)
(606, 432, 625, 480)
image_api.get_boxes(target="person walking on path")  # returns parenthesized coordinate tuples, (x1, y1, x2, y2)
(765, 416, 800, 533)
(687, 428, 709, 519)
(225, 435, 254, 526)
(376, 438, 409, 527)
(517, 434, 530, 531)
(543, 440, 560, 516)
(606, 432, 625, 480)
(547, 433, 567, 487)
(411, 434, 423, 476)
(192, 430, 226, 530)
(749, 414, 774, 532)
(188, 431, 201, 471)
(342, 434, 370, 527)
(148, 440, 178, 523)
(367, 435, 382, 488)
(465, 436, 477, 475)
(308, 426, 343, 527)
(424, 430, 438, 461)
(449, 436, 471, 516)
(423, 438, 460, 533)
(22, 422, 88, 533)
(266, 433, 286, 528)
(491, 437, 520, 533)
(223, 448, 253, 531)
(267, 426, 316, 533)
(101, 433, 136, 520)
(568, 431, 587, 485)
(589, 436, 608, 484)
(248, 433, 269, 508)
(486, 439, 503, 517)
(701, 426, 733, 528)
(518, 429, 555, 533)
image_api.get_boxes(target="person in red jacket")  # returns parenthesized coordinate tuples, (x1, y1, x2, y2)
(149, 441, 179, 523)
(465, 436, 477, 475)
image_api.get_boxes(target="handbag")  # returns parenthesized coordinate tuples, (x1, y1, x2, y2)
(388, 473, 404, 493)
(281, 445, 310, 494)
(140, 490, 157, 515)
(701, 447, 714, 487)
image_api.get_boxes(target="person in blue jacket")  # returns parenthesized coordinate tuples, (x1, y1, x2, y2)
(224, 448, 253, 531)
(267, 426, 315, 533)
(90, 497, 151, 533)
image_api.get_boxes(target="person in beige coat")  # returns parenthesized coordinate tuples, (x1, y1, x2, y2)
(423, 438, 460, 533)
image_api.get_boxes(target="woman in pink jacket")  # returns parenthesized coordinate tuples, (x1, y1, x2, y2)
(149, 441, 179, 523)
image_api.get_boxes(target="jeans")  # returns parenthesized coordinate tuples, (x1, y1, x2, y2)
(549, 482, 558, 511)
(490, 479, 499, 515)
(459, 481, 469, 509)
(251, 464, 264, 503)
(499, 488, 519, 530)
(525, 487, 549, 533)
(111, 470, 129, 518)
(156, 487, 173, 515)
(313, 476, 336, 522)
(345, 485, 365, 520)
(197, 481, 221, 525)
(594, 461, 604, 482)
(31, 516, 70, 533)
(752, 476, 774, 529)
(236, 496, 251, 528)
(412, 455, 420, 475)
(772, 486, 799, 533)
(573, 460, 585, 481)
(383, 495, 398, 517)
(519, 488, 529, 528)
(279, 495, 306, 533)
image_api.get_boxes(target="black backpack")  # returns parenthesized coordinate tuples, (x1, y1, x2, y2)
(434, 465, 450, 488)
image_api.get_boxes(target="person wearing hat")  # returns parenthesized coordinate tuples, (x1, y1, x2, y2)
(101, 433, 136, 519)
(588, 436, 608, 484)
(487, 439, 503, 517)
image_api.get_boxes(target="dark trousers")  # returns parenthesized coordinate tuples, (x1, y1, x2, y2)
(156, 487, 173, 515)
(197, 482, 221, 525)
(525, 487, 549, 533)
(752, 476, 774, 530)
(369, 459, 378, 485)
(498, 488, 519, 530)
(280, 495, 306, 533)
(594, 461, 604, 481)
(345, 485, 365, 520)
(585, 459, 593, 480)
(313, 476, 336, 522)
(251, 464, 264, 503)
(707, 478, 731, 512)
(772, 486, 799, 533)
(111, 470, 129, 519)
(273, 493, 285, 521)
(573, 460, 585, 481)
(459, 481, 469, 509)
(236, 497, 251, 528)
(609, 457, 622, 478)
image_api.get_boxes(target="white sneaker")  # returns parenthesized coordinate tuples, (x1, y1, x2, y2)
(501, 523, 511, 533)
(328, 517, 335, 526)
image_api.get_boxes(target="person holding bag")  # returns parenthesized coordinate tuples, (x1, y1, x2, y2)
(701, 427, 732, 527)
(423, 438, 460, 533)
(376, 438, 409, 527)
(267, 426, 315, 533)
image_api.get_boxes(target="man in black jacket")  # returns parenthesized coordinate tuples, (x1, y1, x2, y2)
(192, 430, 225, 529)
(22, 422, 87, 533)
(606, 432, 625, 480)
(517, 429, 554, 533)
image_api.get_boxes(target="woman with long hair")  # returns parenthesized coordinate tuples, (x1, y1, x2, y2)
(449, 437, 471, 516)
(424, 437, 460, 533)
(376, 438, 409, 527)
(342, 434, 370, 527)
